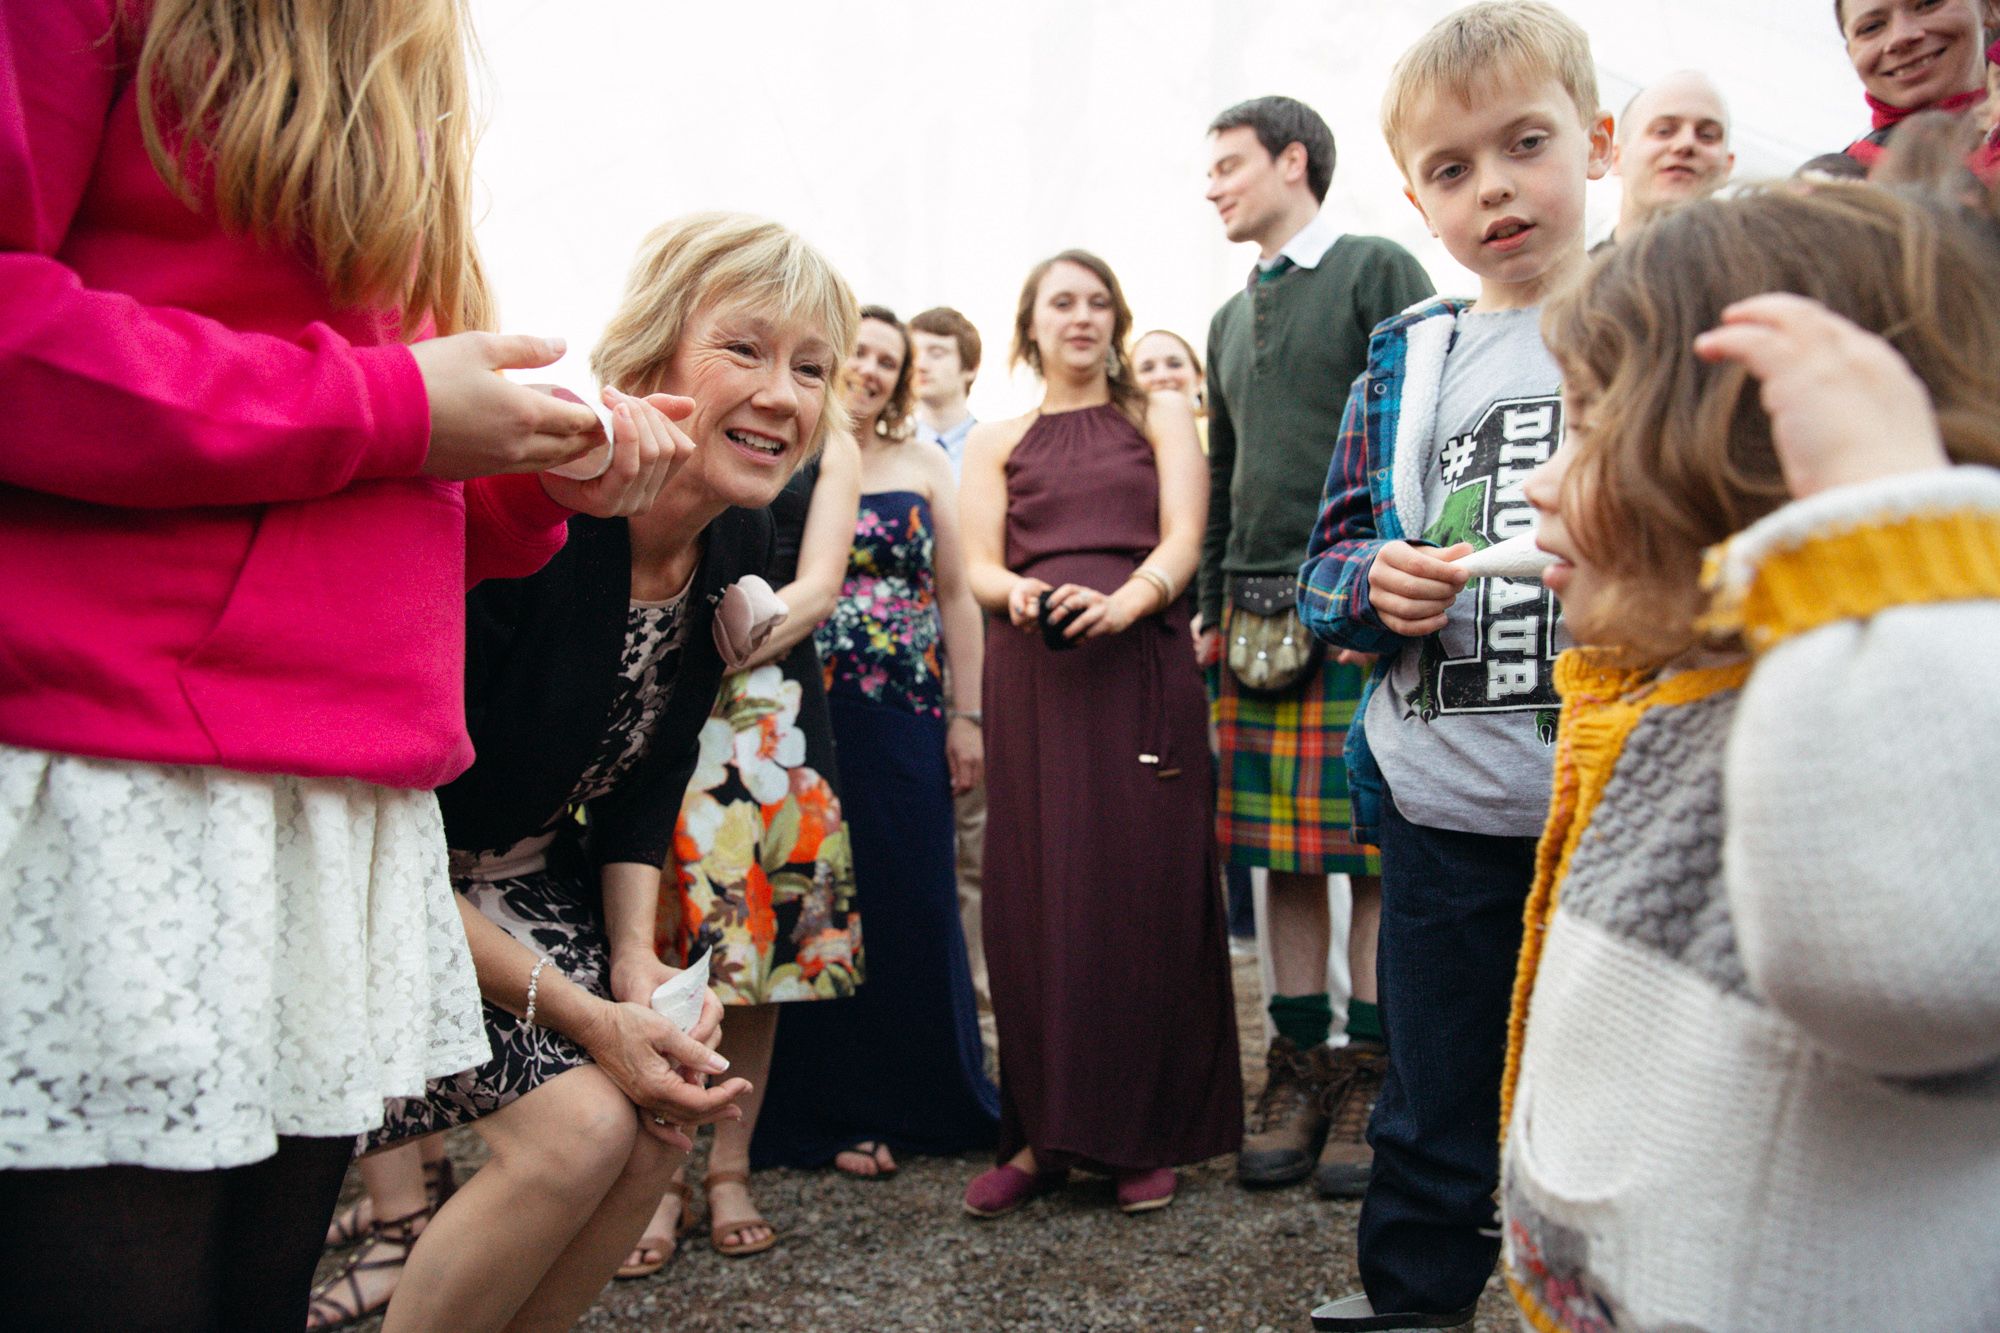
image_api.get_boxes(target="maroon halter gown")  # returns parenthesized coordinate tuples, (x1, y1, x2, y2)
(982, 403, 1243, 1172)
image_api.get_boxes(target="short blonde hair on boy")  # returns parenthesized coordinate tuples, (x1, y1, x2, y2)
(592, 212, 859, 457)
(1382, 1, 1601, 175)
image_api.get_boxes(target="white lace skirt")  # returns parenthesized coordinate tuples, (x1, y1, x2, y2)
(0, 744, 490, 1170)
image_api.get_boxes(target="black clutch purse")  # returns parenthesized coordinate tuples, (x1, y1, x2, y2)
(1038, 588, 1082, 651)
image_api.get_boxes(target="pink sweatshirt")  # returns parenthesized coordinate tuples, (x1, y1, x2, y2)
(0, 1, 571, 790)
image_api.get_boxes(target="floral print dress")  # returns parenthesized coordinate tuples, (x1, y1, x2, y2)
(664, 460, 862, 1004)
(753, 488, 1000, 1166)
(814, 490, 945, 718)
(371, 591, 691, 1143)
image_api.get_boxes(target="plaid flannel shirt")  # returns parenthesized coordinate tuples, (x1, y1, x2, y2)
(1295, 295, 1469, 839)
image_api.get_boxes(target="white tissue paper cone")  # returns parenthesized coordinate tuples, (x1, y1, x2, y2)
(546, 440, 613, 481)
(650, 952, 710, 1032)
(1453, 532, 1558, 580)
(540, 384, 616, 481)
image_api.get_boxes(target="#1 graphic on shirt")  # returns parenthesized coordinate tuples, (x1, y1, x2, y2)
(1406, 393, 1562, 735)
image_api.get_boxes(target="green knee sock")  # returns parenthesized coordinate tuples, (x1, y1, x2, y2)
(1268, 992, 1333, 1050)
(1347, 999, 1384, 1046)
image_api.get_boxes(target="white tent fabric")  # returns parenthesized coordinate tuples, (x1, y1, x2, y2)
(470, 1, 1859, 421)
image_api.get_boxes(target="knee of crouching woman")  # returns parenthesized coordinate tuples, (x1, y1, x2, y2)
(501, 1069, 642, 1205)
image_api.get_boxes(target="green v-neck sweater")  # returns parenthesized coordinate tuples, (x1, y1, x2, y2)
(1198, 233, 1434, 628)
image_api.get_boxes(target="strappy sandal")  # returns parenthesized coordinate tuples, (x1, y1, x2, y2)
(832, 1139, 898, 1179)
(323, 1155, 457, 1251)
(703, 1169, 777, 1258)
(616, 1177, 699, 1280)
(322, 1197, 373, 1251)
(306, 1205, 430, 1331)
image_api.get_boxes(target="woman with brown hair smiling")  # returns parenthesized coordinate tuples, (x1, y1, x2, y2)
(751, 306, 1000, 1181)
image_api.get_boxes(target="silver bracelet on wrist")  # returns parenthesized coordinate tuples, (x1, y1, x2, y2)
(524, 954, 555, 1028)
(948, 708, 983, 726)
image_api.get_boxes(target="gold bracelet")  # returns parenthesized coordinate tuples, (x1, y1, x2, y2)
(1131, 565, 1174, 613)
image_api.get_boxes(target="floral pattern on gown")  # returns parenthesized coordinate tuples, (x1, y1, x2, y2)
(814, 492, 944, 718)
(667, 664, 861, 1003)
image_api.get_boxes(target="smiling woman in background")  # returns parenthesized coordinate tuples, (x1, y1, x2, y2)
(1836, 0, 2000, 174)
(753, 305, 1000, 1181)
(1132, 329, 1205, 408)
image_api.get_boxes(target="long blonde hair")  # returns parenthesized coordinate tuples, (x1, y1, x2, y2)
(134, 0, 492, 335)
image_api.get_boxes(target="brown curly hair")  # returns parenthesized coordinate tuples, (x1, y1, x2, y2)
(1543, 179, 2000, 665)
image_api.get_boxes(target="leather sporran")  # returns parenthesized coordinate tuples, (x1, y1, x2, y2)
(1226, 575, 1322, 695)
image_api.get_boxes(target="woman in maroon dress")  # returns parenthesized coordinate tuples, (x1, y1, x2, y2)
(957, 250, 1242, 1216)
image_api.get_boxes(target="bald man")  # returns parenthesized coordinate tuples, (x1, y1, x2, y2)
(1610, 70, 1736, 244)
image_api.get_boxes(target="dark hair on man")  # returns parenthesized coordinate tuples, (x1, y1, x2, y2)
(908, 306, 982, 377)
(1207, 95, 1337, 202)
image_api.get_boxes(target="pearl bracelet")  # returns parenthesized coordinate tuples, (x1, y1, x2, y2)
(524, 954, 555, 1028)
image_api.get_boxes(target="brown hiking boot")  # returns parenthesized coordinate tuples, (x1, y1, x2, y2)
(1312, 1038, 1387, 1199)
(1237, 1036, 1334, 1187)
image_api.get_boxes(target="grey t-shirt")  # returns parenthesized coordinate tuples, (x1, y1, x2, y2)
(1363, 306, 1569, 837)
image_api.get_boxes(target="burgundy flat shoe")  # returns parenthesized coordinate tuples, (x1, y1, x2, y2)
(1115, 1167, 1177, 1214)
(962, 1164, 1063, 1219)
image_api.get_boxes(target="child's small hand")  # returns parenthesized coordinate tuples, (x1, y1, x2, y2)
(1367, 540, 1472, 636)
(1693, 293, 1948, 500)
(413, 332, 604, 478)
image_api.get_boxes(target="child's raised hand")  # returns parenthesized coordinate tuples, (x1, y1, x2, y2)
(1367, 540, 1473, 637)
(412, 332, 608, 479)
(1693, 293, 1949, 500)
(538, 388, 696, 518)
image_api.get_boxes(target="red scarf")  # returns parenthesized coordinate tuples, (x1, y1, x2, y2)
(1866, 85, 1987, 131)
(1864, 38, 2000, 130)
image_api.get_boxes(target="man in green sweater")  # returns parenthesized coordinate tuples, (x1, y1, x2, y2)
(1198, 95, 1434, 1198)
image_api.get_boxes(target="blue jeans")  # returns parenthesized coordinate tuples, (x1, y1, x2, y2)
(1357, 785, 1537, 1314)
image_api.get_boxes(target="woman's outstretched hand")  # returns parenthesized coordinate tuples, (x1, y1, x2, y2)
(1693, 293, 1948, 500)
(538, 387, 697, 518)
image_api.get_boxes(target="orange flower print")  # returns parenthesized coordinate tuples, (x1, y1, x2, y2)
(746, 863, 777, 952)
(785, 768, 840, 863)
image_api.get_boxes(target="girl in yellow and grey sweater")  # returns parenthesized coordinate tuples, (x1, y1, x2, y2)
(1499, 182, 2000, 1332)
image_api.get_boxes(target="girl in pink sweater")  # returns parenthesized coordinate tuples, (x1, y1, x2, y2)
(0, 2, 689, 1325)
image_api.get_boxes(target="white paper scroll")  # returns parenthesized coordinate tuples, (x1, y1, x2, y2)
(537, 384, 616, 481)
(1452, 532, 1558, 581)
(649, 951, 710, 1033)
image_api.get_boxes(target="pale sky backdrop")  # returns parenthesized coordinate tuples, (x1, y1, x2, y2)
(470, 1, 1859, 422)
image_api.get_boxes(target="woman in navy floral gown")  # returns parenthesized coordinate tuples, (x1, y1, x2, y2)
(752, 307, 998, 1172)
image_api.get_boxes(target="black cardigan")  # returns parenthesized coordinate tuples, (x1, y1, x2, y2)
(437, 505, 776, 871)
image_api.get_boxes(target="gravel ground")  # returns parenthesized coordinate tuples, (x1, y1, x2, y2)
(319, 954, 1516, 1332)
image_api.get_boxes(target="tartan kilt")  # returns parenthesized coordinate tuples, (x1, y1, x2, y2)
(1213, 603, 1380, 875)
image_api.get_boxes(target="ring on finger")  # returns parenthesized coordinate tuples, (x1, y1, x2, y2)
(651, 1113, 670, 1127)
